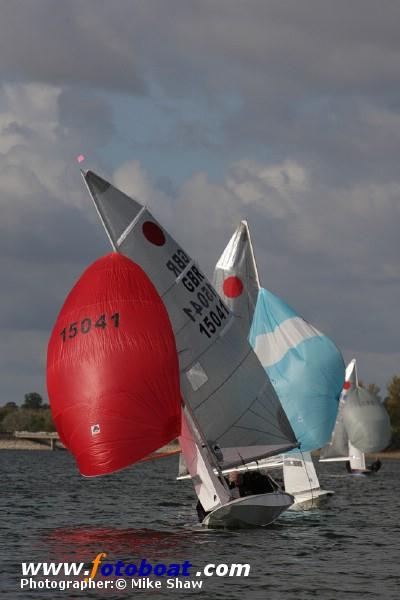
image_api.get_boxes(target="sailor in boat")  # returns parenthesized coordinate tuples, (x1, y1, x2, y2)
(369, 458, 382, 472)
(345, 457, 382, 474)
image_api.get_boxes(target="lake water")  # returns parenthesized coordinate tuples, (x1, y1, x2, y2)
(1, 451, 399, 599)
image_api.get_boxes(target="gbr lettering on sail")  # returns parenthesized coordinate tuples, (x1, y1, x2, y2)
(166, 248, 230, 339)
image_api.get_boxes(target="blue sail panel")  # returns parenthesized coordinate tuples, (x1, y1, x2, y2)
(249, 288, 345, 451)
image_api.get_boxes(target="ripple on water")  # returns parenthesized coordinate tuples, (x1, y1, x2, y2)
(1, 452, 400, 599)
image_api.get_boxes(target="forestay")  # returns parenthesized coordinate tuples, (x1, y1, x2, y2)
(83, 171, 298, 469)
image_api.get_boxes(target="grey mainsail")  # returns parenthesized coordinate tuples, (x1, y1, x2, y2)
(83, 171, 298, 469)
(321, 358, 391, 458)
(342, 386, 391, 453)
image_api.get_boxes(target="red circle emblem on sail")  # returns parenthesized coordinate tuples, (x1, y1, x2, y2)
(47, 253, 181, 476)
(343, 381, 351, 390)
(142, 221, 166, 246)
(223, 276, 244, 298)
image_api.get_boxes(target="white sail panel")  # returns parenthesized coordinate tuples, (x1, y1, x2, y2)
(348, 442, 366, 471)
(343, 358, 358, 391)
(213, 221, 259, 333)
(83, 171, 298, 468)
(283, 453, 320, 494)
(253, 316, 323, 367)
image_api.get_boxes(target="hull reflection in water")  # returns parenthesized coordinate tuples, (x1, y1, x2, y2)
(44, 527, 191, 563)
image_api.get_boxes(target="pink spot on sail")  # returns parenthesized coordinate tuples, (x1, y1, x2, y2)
(343, 381, 351, 390)
(223, 276, 243, 298)
(76, 154, 85, 163)
(142, 221, 166, 246)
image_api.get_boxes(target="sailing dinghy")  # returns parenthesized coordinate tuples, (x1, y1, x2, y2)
(320, 359, 389, 475)
(213, 221, 345, 508)
(83, 171, 298, 528)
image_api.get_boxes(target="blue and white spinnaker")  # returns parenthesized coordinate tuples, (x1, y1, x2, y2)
(249, 288, 345, 452)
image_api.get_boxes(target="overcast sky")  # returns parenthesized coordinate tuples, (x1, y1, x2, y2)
(1, 1, 399, 404)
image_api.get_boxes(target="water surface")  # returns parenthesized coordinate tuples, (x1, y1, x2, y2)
(1, 451, 399, 599)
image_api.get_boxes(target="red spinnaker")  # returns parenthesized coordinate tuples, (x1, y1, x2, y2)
(47, 253, 181, 476)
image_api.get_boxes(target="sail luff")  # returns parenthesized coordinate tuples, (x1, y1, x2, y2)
(81, 171, 117, 251)
(242, 220, 261, 289)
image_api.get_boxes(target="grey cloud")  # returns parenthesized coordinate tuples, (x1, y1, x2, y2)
(2, 2, 400, 96)
(57, 88, 116, 147)
(1, 1, 400, 403)
(0, 1, 145, 93)
(120, 159, 398, 393)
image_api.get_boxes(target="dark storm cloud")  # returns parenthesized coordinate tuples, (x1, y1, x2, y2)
(3, 1, 400, 184)
(0, 1, 145, 93)
(2, 2, 400, 95)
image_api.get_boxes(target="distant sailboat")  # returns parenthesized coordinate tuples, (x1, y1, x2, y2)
(213, 221, 345, 508)
(320, 359, 390, 475)
(83, 171, 298, 528)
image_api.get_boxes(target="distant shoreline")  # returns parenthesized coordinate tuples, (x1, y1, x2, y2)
(0, 438, 398, 460)
(0, 438, 64, 451)
(0, 437, 181, 455)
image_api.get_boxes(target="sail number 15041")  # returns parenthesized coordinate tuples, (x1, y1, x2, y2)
(60, 313, 119, 342)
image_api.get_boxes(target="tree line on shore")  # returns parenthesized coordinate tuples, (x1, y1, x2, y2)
(0, 393, 55, 434)
(1, 378, 400, 448)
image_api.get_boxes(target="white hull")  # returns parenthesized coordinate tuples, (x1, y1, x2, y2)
(202, 492, 294, 529)
(288, 488, 334, 511)
(348, 469, 373, 476)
